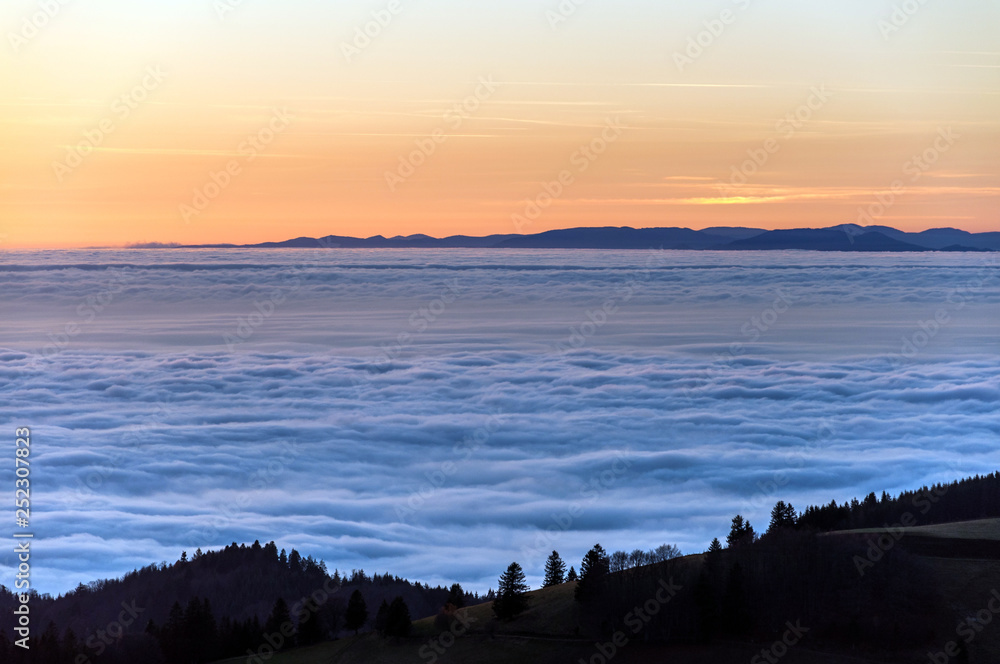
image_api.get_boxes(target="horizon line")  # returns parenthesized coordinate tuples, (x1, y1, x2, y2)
(5, 222, 996, 251)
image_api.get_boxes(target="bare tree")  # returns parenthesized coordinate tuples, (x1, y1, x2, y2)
(610, 550, 629, 573)
(652, 543, 681, 562)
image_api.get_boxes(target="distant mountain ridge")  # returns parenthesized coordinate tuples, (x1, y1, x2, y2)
(166, 224, 1000, 252)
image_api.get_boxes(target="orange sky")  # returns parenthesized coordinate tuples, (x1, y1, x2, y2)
(2, 0, 998, 248)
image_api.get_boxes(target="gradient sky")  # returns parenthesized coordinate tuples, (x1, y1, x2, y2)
(2, 0, 999, 248)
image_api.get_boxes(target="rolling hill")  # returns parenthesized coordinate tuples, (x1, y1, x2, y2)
(163, 224, 1000, 252)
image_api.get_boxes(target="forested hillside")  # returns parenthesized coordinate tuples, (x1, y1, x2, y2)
(0, 540, 478, 663)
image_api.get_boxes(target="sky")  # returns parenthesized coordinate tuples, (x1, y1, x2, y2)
(1, 0, 999, 248)
(0, 249, 997, 593)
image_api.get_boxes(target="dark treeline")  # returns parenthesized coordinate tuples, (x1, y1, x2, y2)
(796, 471, 1000, 532)
(571, 530, 943, 656)
(0, 540, 480, 664)
(563, 472, 1000, 656)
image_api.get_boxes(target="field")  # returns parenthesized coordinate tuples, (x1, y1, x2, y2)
(834, 518, 1000, 541)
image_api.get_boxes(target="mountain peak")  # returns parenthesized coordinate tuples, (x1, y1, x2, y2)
(174, 225, 998, 252)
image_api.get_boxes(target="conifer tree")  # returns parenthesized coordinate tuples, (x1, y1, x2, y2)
(493, 562, 529, 620)
(345, 590, 369, 634)
(574, 544, 610, 601)
(447, 583, 466, 608)
(265, 597, 294, 650)
(385, 596, 412, 637)
(543, 551, 567, 587)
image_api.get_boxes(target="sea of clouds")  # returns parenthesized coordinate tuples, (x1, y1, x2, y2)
(0, 248, 997, 594)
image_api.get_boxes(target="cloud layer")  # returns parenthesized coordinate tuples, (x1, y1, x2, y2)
(0, 248, 997, 593)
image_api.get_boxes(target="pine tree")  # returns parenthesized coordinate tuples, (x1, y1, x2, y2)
(706, 538, 723, 573)
(574, 544, 610, 602)
(184, 597, 218, 663)
(566, 566, 578, 582)
(374, 600, 390, 636)
(385, 596, 412, 637)
(493, 562, 530, 620)
(447, 583, 466, 608)
(62, 628, 80, 662)
(726, 515, 756, 548)
(345, 590, 369, 634)
(543, 551, 567, 587)
(768, 501, 797, 533)
(265, 597, 294, 650)
(160, 601, 187, 662)
(38, 621, 60, 664)
(288, 549, 302, 573)
(298, 601, 324, 645)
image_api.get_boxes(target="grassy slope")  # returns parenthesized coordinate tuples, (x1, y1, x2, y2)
(922, 556, 1000, 662)
(409, 576, 582, 639)
(216, 519, 1000, 664)
(831, 517, 1000, 540)
(216, 574, 894, 664)
(831, 518, 1000, 662)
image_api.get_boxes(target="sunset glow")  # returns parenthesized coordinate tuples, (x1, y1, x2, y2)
(2, 0, 998, 248)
